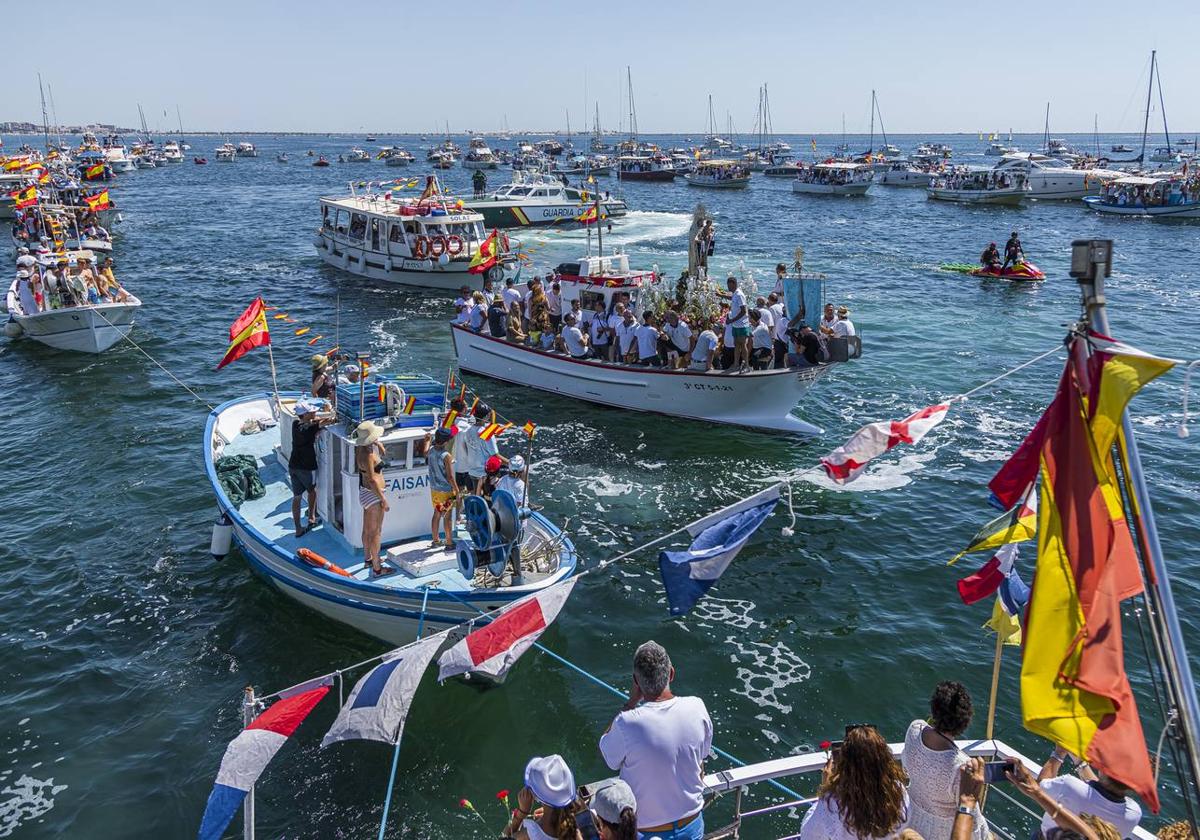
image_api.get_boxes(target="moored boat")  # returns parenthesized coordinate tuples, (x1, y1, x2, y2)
(927, 168, 1029, 205)
(792, 162, 874, 196)
(462, 172, 627, 229)
(235, 142, 258, 158)
(684, 159, 751, 189)
(1083, 175, 1200, 219)
(617, 153, 675, 182)
(215, 144, 236, 162)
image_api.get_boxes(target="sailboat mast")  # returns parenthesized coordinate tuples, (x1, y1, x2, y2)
(876, 92, 889, 150)
(47, 82, 62, 148)
(37, 73, 50, 152)
(626, 66, 637, 143)
(1043, 102, 1050, 154)
(868, 90, 875, 154)
(1140, 50, 1155, 163)
(1155, 57, 1171, 155)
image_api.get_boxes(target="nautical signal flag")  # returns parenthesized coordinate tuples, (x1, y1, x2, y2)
(437, 579, 577, 682)
(83, 163, 105, 180)
(9, 185, 37, 209)
(216, 297, 271, 370)
(321, 634, 443, 746)
(522, 421, 537, 437)
(378, 384, 387, 404)
(84, 189, 111, 211)
(820, 404, 949, 484)
(948, 483, 1037, 565)
(197, 680, 331, 840)
(479, 422, 512, 441)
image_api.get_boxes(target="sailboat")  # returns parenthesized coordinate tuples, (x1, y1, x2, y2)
(857, 90, 899, 165)
(617, 67, 674, 181)
(590, 103, 609, 152)
(703, 94, 731, 151)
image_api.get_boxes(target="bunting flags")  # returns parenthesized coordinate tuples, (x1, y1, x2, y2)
(437, 580, 577, 682)
(321, 634, 443, 747)
(84, 189, 111, 210)
(820, 404, 950, 484)
(9, 185, 37, 209)
(441, 409, 459, 429)
(197, 682, 331, 840)
(949, 483, 1037, 564)
(522, 421, 537, 437)
(957, 543, 1019, 605)
(479, 422, 512, 441)
(216, 297, 271, 370)
(659, 492, 779, 615)
(1017, 334, 1172, 813)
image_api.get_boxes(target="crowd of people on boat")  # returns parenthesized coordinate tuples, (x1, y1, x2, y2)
(930, 168, 1025, 191)
(11, 246, 127, 315)
(450, 265, 856, 374)
(691, 163, 749, 181)
(795, 165, 870, 186)
(1094, 176, 1200, 208)
(500, 655, 1163, 840)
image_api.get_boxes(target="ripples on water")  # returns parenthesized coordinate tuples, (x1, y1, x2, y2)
(1, 133, 1198, 837)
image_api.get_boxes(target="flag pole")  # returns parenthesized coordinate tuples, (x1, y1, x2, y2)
(984, 632, 1004, 740)
(265, 341, 280, 403)
(242, 686, 257, 840)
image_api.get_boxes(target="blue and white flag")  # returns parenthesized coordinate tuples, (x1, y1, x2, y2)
(658, 494, 778, 616)
(321, 633, 442, 747)
(198, 680, 331, 840)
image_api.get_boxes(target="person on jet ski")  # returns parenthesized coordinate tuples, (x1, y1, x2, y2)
(980, 242, 1001, 268)
(1002, 231, 1025, 269)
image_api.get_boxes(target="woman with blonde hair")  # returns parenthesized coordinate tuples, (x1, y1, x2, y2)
(352, 421, 393, 577)
(800, 724, 910, 840)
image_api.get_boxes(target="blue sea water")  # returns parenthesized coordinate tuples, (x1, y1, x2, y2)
(1, 131, 1198, 838)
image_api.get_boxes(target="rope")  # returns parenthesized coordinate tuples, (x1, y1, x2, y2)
(948, 342, 1066, 404)
(93, 307, 216, 411)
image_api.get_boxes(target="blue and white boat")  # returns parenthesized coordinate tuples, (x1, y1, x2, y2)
(203, 373, 578, 645)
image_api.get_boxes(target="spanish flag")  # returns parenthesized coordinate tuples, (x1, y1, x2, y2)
(216, 297, 271, 370)
(1013, 334, 1173, 813)
(83, 163, 105, 180)
(403, 395, 417, 414)
(577, 205, 602, 226)
(377, 384, 388, 404)
(84, 189, 111, 211)
(2, 158, 27, 171)
(441, 409, 459, 429)
(468, 229, 501, 275)
(521, 421, 537, 437)
(479, 422, 512, 441)
(9, 185, 37, 209)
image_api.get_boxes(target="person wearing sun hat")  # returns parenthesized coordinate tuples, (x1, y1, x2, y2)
(310, 354, 335, 402)
(352, 421, 394, 577)
(501, 755, 579, 840)
(288, 401, 333, 538)
(832, 305, 856, 339)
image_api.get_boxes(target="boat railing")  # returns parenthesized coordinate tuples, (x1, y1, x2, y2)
(697, 738, 1159, 840)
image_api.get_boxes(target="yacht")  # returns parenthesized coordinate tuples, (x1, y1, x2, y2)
(462, 138, 498, 170)
(161, 141, 184, 163)
(992, 153, 1121, 200)
(102, 140, 135, 173)
(462, 172, 628, 228)
(985, 142, 1018, 156)
(215, 143, 236, 162)
(381, 147, 415, 166)
(340, 147, 371, 163)
(927, 168, 1029, 205)
(617, 153, 675, 182)
(235, 142, 258, 158)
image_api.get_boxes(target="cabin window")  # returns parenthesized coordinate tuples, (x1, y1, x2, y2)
(335, 209, 347, 236)
(370, 219, 381, 250)
(531, 188, 551, 197)
(349, 213, 366, 241)
(321, 205, 332, 229)
(579, 290, 607, 315)
(389, 223, 404, 243)
(565, 189, 581, 201)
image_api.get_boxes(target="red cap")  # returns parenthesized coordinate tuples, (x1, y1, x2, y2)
(485, 455, 503, 473)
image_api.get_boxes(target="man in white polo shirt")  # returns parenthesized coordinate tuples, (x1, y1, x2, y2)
(599, 641, 712, 840)
(560, 311, 592, 359)
(615, 307, 639, 364)
(1036, 748, 1142, 839)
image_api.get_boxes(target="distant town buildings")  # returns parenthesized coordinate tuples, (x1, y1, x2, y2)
(0, 121, 137, 134)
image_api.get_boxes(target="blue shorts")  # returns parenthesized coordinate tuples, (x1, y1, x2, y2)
(639, 813, 703, 840)
(289, 468, 316, 496)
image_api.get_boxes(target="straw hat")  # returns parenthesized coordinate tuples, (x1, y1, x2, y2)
(311, 353, 328, 371)
(350, 421, 382, 446)
(524, 755, 575, 808)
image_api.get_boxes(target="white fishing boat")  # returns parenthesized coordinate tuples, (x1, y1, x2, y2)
(985, 142, 1018, 156)
(235, 142, 258, 158)
(462, 171, 627, 229)
(276, 152, 289, 163)
(992, 153, 1121, 200)
(684, 159, 751, 189)
(204, 379, 577, 645)
(927, 169, 1029, 205)
(1083, 175, 1200, 219)
(5, 269, 140, 353)
(314, 176, 509, 290)
(792, 162, 874, 196)
(161, 141, 184, 163)
(451, 252, 859, 435)
(462, 138, 499, 170)
(215, 143, 236, 162)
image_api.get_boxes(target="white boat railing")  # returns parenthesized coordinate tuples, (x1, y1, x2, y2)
(699, 738, 1160, 840)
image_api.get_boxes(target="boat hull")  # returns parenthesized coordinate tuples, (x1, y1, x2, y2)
(618, 170, 675, 182)
(877, 170, 934, 187)
(471, 199, 628, 229)
(10, 299, 139, 353)
(450, 325, 827, 435)
(1082, 196, 1200, 219)
(685, 175, 750, 189)
(927, 187, 1026, 205)
(792, 181, 872, 196)
(314, 233, 497, 291)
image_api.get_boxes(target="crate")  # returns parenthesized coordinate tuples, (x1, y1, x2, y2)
(336, 374, 445, 426)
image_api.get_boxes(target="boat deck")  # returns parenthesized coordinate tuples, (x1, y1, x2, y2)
(224, 427, 499, 594)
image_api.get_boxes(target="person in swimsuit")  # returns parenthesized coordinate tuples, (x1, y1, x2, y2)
(425, 426, 460, 550)
(311, 354, 335, 403)
(1002, 231, 1024, 269)
(352, 421, 394, 576)
(980, 243, 1000, 268)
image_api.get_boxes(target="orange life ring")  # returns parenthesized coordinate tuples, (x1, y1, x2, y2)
(429, 236, 447, 257)
(446, 234, 464, 256)
(297, 547, 354, 578)
(413, 235, 429, 259)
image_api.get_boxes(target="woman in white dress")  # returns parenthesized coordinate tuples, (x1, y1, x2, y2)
(800, 724, 910, 840)
(902, 681, 989, 840)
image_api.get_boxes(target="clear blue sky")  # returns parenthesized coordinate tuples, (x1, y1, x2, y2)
(8, 1, 1200, 135)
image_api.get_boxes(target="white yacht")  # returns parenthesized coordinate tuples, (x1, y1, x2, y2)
(215, 143, 236, 162)
(161, 141, 184, 163)
(103, 142, 135, 173)
(992, 153, 1121, 200)
(235, 142, 258, 158)
(462, 138, 498, 170)
(927, 168, 1029, 205)
(340, 147, 371, 163)
(381, 147, 415, 166)
(985, 142, 1018, 156)
(876, 161, 938, 187)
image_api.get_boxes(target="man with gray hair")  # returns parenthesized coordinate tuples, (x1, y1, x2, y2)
(599, 641, 713, 839)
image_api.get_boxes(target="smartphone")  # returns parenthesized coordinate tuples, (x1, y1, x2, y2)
(984, 759, 1014, 784)
(826, 740, 844, 754)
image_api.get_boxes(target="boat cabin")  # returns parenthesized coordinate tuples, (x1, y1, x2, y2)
(320, 195, 487, 261)
(549, 253, 655, 320)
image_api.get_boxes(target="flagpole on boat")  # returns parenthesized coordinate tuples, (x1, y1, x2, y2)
(242, 686, 257, 840)
(983, 632, 1004, 741)
(1071, 238, 1200, 802)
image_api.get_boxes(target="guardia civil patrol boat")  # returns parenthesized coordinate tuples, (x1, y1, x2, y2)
(460, 171, 627, 229)
(204, 373, 578, 644)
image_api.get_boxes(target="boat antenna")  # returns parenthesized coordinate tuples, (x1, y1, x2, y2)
(1071, 239, 1200, 825)
(1140, 50, 1155, 165)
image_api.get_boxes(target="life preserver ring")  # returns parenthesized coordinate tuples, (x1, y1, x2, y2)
(446, 234, 464, 256)
(413, 235, 429, 259)
(429, 236, 447, 257)
(297, 547, 354, 578)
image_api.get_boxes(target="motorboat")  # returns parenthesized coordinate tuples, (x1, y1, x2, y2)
(1111, 143, 1134, 153)
(684, 159, 751, 189)
(1083, 175, 1200, 219)
(235, 142, 258, 157)
(876, 161, 939, 187)
(204, 381, 577, 644)
(451, 252, 860, 435)
(5, 257, 141, 353)
(462, 172, 627, 228)
(215, 144, 236, 162)
(792, 162, 874, 196)
(276, 152, 289, 163)
(927, 168, 1029, 205)
(1150, 147, 1182, 164)
(462, 138, 499, 170)
(314, 176, 509, 290)
(340, 147, 371, 163)
(382, 147, 415, 167)
(915, 142, 953, 158)
(312, 155, 330, 167)
(103, 143, 135, 173)
(534, 138, 564, 157)
(985, 142, 1018, 156)
(617, 153, 675, 182)
(762, 162, 805, 178)
(429, 151, 455, 170)
(991, 153, 1121, 200)
(194, 157, 207, 165)
(161, 141, 184, 163)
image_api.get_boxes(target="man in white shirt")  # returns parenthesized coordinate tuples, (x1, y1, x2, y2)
(768, 292, 789, 369)
(546, 280, 563, 332)
(1036, 749, 1142, 839)
(599, 641, 712, 840)
(606, 303, 627, 363)
(615, 308, 638, 363)
(689, 322, 719, 372)
(662, 310, 692, 369)
(748, 310, 773, 369)
(501, 276, 522, 311)
(452, 285, 472, 324)
(832, 305, 856, 338)
(560, 312, 591, 359)
(819, 302, 838, 337)
(726, 276, 751, 371)
(634, 312, 662, 366)
(589, 299, 611, 358)
(496, 454, 527, 508)
(464, 403, 504, 494)
(755, 295, 774, 331)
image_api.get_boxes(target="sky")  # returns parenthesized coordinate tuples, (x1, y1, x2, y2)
(6, 1, 1200, 135)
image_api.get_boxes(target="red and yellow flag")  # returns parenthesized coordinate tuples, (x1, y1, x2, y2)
(441, 409, 459, 429)
(9, 185, 37, 209)
(403, 395, 417, 414)
(1013, 334, 1172, 813)
(83, 163, 105, 180)
(216, 297, 271, 370)
(522, 421, 537, 437)
(84, 189, 111, 211)
(577, 205, 600, 225)
(468, 229, 501, 275)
